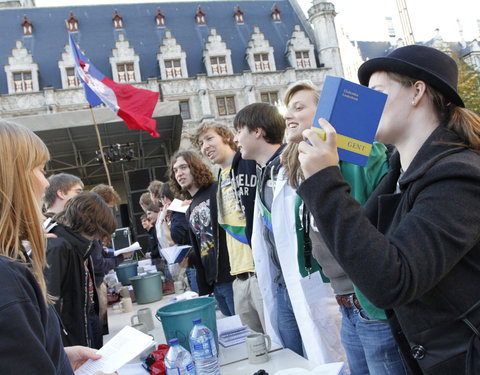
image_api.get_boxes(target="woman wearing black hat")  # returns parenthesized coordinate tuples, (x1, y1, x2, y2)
(296, 45, 480, 374)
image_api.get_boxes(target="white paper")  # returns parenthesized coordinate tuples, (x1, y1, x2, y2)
(217, 315, 247, 336)
(74, 326, 154, 374)
(114, 241, 141, 256)
(167, 198, 190, 213)
(217, 315, 249, 347)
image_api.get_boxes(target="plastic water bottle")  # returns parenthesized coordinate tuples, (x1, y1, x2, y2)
(165, 338, 196, 375)
(189, 318, 220, 375)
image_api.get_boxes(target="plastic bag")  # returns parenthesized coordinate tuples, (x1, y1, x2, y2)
(144, 344, 169, 375)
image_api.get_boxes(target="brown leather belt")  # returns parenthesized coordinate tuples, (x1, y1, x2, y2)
(336, 294, 362, 310)
(235, 272, 255, 281)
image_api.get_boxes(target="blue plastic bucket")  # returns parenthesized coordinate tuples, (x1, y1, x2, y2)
(115, 262, 138, 285)
(156, 297, 218, 351)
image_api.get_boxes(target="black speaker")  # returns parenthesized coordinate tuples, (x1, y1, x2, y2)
(153, 166, 168, 181)
(126, 168, 152, 192)
(118, 204, 130, 228)
(129, 190, 147, 214)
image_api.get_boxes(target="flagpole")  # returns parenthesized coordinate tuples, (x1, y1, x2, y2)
(90, 107, 113, 187)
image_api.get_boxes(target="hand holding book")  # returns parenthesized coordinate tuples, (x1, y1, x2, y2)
(299, 119, 339, 179)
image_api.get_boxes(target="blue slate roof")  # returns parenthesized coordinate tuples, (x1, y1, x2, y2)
(0, 1, 311, 94)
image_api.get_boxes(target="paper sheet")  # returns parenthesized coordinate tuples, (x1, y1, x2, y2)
(114, 241, 141, 256)
(167, 198, 190, 213)
(74, 326, 154, 374)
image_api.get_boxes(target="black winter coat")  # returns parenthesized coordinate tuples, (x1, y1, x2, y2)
(0, 255, 73, 374)
(45, 223, 99, 347)
(299, 125, 480, 374)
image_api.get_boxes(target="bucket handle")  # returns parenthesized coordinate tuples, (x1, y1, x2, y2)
(155, 314, 161, 322)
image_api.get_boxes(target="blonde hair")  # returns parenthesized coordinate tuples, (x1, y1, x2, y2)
(192, 122, 237, 151)
(282, 80, 320, 189)
(0, 120, 50, 301)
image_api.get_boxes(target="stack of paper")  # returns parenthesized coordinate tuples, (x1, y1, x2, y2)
(217, 315, 250, 348)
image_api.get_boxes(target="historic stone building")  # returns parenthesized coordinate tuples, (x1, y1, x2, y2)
(0, 0, 343, 188)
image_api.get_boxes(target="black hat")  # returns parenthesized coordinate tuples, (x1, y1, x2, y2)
(358, 45, 464, 107)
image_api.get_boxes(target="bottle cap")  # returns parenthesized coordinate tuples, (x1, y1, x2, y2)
(168, 338, 179, 346)
(192, 318, 202, 325)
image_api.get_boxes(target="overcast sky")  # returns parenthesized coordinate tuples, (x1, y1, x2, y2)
(35, 0, 480, 42)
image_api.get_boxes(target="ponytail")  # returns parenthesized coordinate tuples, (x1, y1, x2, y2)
(447, 106, 480, 151)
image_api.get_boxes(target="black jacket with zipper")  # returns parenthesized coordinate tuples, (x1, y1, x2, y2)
(229, 151, 259, 246)
(45, 223, 98, 347)
(186, 183, 233, 295)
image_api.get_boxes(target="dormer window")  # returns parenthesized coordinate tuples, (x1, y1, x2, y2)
(196, 7, 206, 25)
(203, 28, 233, 76)
(5, 40, 39, 94)
(296, 51, 311, 68)
(286, 25, 316, 69)
(13, 71, 33, 92)
(66, 12, 78, 32)
(117, 63, 135, 83)
(246, 26, 276, 72)
(254, 53, 270, 71)
(113, 10, 123, 29)
(272, 5, 281, 22)
(210, 56, 227, 75)
(21, 15, 32, 36)
(157, 30, 188, 80)
(66, 67, 81, 88)
(234, 6, 244, 24)
(165, 59, 182, 78)
(155, 8, 165, 27)
(110, 34, 141, 83)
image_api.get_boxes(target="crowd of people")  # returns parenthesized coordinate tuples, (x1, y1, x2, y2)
(1, 44, 480, 374)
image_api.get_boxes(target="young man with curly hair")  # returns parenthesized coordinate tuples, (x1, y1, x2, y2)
(194, 122, 265, 333)
(170, 150, 235, 316)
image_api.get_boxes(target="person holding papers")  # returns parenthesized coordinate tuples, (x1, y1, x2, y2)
(297, 45, 480, 373)
(279, 80, 406, 373)
(159, 183, 198, 293)
(0, 120, 110, 374)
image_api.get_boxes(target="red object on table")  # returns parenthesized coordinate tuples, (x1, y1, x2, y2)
(148, 344, 170, 375)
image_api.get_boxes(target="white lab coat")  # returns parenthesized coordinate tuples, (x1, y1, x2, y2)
(252, 167, 346, 366)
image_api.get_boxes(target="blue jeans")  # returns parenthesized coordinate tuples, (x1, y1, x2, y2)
(185, 268, 198, 293)
(276, 284, 304, 357)
(340, 298, 407, 375)
(214, 281, 235, 316)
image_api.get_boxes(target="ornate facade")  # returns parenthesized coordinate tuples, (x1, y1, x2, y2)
(0, 0, 343, 184)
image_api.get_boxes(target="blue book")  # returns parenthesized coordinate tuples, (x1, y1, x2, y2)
(312, 75, 387, 167)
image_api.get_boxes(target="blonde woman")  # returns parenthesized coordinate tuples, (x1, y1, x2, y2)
(282, 81, 406, 374)
(298, 45, 480, 373)
(0, 120, 110, 374)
